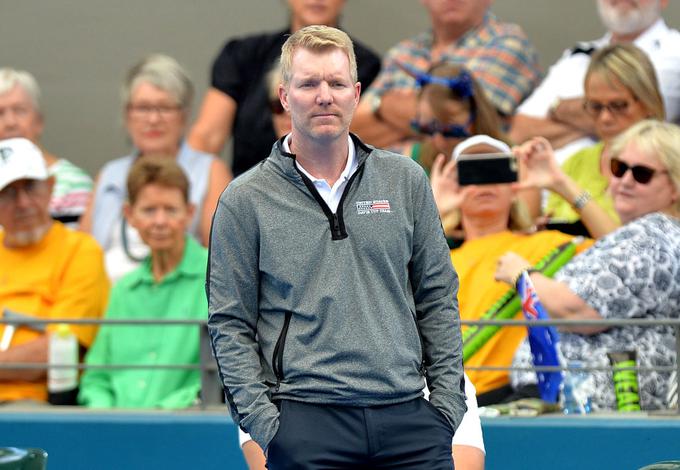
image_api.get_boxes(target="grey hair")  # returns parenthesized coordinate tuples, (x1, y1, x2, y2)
(121, 54, 193, 110)
(0, 68, 41, 112)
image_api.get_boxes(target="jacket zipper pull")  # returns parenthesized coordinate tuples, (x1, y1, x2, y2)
(331, 213, 341, 237)
(275, 379, 281, 393)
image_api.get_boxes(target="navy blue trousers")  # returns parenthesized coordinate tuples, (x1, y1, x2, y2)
(267, 398, 455, 469)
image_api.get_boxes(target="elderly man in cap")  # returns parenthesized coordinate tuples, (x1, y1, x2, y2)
(0, 68, 93, 226)
(0, 137, 108, 405)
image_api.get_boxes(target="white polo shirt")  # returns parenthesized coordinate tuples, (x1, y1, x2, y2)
(283, 134, 358, 214)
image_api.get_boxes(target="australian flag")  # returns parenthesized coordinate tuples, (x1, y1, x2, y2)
(517, 272, 563, 403)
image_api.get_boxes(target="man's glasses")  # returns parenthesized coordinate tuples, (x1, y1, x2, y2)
(583, 99, 632, 118)
(127, 103, 182, 120)
(610, 157, 666, 184)
(0, 179, 47, 204)
(269, 99, 285, 115)
(410, 119, 472, 139)
(0, 105, 32, 121)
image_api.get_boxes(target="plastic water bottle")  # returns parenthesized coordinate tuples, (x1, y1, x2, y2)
(561, 360, 592, 414)
(48, 324, 79, 404)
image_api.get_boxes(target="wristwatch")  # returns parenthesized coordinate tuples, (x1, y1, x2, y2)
(369, 93, 383, 121)
(549, 97, 561, 117)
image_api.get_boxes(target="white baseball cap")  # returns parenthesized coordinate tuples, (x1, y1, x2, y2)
(452, 135, 512, 161)
(0, 137, 48, 191)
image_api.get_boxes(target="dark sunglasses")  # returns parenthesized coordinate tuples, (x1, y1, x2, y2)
(269, 99, 285, 115)
(410, 119, 472, 139)
(610, 157, 666, 184)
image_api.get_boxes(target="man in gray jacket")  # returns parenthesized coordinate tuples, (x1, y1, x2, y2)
(207, 25, 466, 469)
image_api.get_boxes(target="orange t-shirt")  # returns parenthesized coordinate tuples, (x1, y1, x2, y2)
(451, 230, 592, 395)
(0, 222, 109, 402)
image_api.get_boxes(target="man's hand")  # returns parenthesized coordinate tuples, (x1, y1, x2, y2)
(0, 335, 49, 382)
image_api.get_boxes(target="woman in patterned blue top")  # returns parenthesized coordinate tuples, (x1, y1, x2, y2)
(496, 120, 680, 410)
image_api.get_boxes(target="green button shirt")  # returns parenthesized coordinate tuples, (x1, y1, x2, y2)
(79, 236, 208, 409)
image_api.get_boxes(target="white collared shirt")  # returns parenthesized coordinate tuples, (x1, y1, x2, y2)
(283, 134, 358, 213)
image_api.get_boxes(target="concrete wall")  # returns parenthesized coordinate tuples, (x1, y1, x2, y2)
(2, 1, 680, 174)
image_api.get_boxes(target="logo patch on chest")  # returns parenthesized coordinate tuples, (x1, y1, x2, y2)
(356, 199, 391, 215)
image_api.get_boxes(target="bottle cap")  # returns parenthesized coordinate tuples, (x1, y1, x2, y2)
(54, 323, 72, 337)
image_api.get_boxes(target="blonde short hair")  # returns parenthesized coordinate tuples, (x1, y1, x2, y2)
(610, 119, 680, 213)
(280, 25, 357, 86)
(0, 68, 41, 112)
(586, 44, 665, 120)
(121, 54, 193, 110)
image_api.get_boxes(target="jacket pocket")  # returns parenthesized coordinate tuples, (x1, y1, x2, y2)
(272, 311, 293, 392)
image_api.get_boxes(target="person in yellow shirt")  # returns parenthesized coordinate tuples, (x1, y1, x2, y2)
(0, 137, 108, 404)
(431, 135, 593, 405)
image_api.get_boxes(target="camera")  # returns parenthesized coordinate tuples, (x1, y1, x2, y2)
(456, 152, 518, 186)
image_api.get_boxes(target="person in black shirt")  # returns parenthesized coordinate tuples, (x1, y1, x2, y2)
(188, 0, 381, 177)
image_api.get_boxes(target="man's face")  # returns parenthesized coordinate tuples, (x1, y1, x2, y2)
(0, 177, 53, 245)
(279, 47, 360, 145)
(0, 85, 44, 143)
(125, 183, 194, 253)
(288, 0, 346, 28)
(597, 0, 665, 35)
(420, 0, 492, 30)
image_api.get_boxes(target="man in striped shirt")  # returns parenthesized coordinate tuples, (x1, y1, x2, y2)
(0, 68, 92, 227)
(351, 0, 542, 154)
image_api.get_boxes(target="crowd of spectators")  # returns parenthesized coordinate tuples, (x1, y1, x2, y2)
(1, 0, 680, 468)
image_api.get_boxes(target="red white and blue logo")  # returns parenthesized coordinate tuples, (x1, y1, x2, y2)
(356, 199, 391, 215)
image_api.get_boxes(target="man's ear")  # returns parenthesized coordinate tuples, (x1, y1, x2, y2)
(278, 84, 289, 113)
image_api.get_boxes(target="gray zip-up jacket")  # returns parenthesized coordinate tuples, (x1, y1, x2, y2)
(207, 135, 466, 450)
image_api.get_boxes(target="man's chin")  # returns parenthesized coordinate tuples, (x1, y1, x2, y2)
(5, 224, 51, 247)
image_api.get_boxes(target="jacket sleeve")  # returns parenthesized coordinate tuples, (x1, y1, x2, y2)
(206, 188, 279, 451)
(409, 170, 467, 432)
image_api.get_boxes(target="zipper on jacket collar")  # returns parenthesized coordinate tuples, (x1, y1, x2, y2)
(293, 162, 365, 241)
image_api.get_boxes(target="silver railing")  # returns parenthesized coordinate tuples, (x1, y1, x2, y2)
(1, 316, 679, 412)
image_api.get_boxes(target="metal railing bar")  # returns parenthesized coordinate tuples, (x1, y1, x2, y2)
(2, 318, 679, 327)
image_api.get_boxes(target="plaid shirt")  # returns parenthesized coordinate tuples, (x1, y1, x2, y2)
(365, 13, 542, 116)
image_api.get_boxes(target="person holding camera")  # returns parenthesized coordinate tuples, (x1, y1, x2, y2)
(430, 135, 592, 405)
(408, 63, 540, 240)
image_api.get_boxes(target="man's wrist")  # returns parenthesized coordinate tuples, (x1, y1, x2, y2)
(549, 97, 561, 119)
(369, 94, 383, 121)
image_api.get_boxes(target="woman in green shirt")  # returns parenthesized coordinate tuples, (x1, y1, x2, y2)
(79, 156, 208, 409)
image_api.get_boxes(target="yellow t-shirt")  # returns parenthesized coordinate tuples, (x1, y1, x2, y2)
(451, 230, 592, 395)
(0, 222, 109, 402)
(545, 142, 620, 224)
